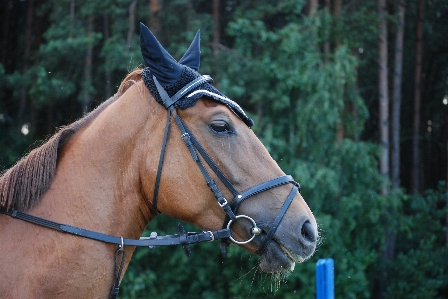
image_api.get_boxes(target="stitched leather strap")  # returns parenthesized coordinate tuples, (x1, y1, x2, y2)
(231, 175, 298, 212)
(151, 73, 301, 258)
(152, 106, 174, 214)
(110, 245, 126, 299)
(255, 184, 299, 255)
(0, 208, 230, 247)
(153, 75, 213, 109)
(164, 75, 213, 108)
(180, 119, 239, 197)
(173, 114, 237, 222)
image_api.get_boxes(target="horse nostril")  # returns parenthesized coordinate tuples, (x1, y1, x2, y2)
(300, 220, 316, 244)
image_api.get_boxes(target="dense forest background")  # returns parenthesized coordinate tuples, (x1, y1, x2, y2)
(1, 0, 447, 298)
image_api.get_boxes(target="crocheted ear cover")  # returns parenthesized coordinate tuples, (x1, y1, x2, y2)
(139, 23, 253, 127)
(141, 67, 254, 127)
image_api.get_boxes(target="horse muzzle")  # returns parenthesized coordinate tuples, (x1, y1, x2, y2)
(257, 217, 318, 273)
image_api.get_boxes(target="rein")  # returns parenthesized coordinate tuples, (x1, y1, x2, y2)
(0, 74, 301, 298)
(0, 208, 230, 248)
(0, 208, 230, 299)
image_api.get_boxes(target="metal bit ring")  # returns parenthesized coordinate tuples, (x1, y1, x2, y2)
(226, 215, 261, 244)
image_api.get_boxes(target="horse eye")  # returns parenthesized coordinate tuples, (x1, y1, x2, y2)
(210, 122, 231, 134)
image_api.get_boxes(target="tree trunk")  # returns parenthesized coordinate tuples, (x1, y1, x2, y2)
(350, 0, 360, 142)
(1, 1, 11, 67)
(391, 1, 406, 189)
(149, 0, 162, 39)
(126, 0, 138, 53)
(33, 0, 47, 135)
(333, 0, 344, 142)
(412, 0, 423, 194)
(376, 1, 392, 296)
(307, 0, 318, 16)
(103, 14, 112, 100)
(70, 0, 75, 37)
(212, 0, 221, 58)
(18, 0, 35, 131)
(70, 0, 75, 19)
(378, 0, 389, 195)
(82, 16, 94, 114)
(323, 0, 331, 63)
(46, 103, 54, 135)
(333, 0, 341, 17)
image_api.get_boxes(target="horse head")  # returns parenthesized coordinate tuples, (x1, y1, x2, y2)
(138, 23, 317, 273)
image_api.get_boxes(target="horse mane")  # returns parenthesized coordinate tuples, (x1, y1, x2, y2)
(0, 69, 144, 211)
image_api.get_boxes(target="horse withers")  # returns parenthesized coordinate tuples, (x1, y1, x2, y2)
(0, 23, 317, 298)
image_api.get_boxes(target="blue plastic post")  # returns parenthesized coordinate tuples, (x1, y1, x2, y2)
(316, 258, 334, 299)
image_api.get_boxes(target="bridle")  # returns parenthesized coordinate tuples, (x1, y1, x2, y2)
(150, 74, 301, 256)
(0, 74, 301, 298)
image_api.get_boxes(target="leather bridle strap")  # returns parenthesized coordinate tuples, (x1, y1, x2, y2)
(230, 175, 299, 213)
(255, 184, 299, 255)
(151, 72, 240, 221)
(151, 107, 238, 221)
(152, 106, 173, 214)
(170, 114, 301, 254)
(178, 119, 240, 197)
(172, 114, 237, 221)
(150, 73, 302, 253)
(162, 75, 213, 108)
(110, 244, 126, 299)
(221, 175, 298, 229)
(219, 175, 299, 255)
(151, 75, 227, 215)
(177, 118, 301, 211)
(153, 74, 214, 110)
(0, 208, 230, 247)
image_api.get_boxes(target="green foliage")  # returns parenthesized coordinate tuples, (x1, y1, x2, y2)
(0, 63, 35, 167)
(1, 0, 447, 298)
(120, 2, 398, 298)
(28, 66, 76, 106)
(383, 184, 448, 299)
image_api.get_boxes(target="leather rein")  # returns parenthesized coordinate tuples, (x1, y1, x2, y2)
(0, 74, 301, 298)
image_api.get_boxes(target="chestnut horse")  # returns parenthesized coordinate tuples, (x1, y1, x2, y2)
(0, 24, 317, 298)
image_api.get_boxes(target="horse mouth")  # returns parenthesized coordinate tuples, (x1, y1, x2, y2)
(279, 243, 305, 263)
(258, 237, 309, 273)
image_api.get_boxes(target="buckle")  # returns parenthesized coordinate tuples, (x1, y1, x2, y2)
(218, 198, 228, 208)
(205, 231, 214, 242)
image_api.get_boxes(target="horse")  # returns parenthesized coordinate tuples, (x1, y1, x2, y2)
(0, 23, 317, 298)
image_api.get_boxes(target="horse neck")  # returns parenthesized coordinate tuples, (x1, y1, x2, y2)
(36, 81, 158, 239)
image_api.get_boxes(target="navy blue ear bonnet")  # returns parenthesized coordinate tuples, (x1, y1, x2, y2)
(139, 23, 253, 127)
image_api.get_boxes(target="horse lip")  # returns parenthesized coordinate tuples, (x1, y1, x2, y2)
(253, 225, 314, 271)
(278, 242, 305, 263)
(254, 230, 305, 264)
(259, 237, 296, 272)
(271, 233, 312, 264)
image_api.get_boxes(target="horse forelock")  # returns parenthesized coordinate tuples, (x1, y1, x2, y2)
(0, 69, 144, 211)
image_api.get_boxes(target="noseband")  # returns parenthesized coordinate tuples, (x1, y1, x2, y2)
(151, 74, 301, 256)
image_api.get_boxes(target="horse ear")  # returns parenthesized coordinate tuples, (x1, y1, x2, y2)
(139, 22, 183, 86)
(178, 30, 201, 71)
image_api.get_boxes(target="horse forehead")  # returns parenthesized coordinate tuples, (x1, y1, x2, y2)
(185, 98, 238, 120)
